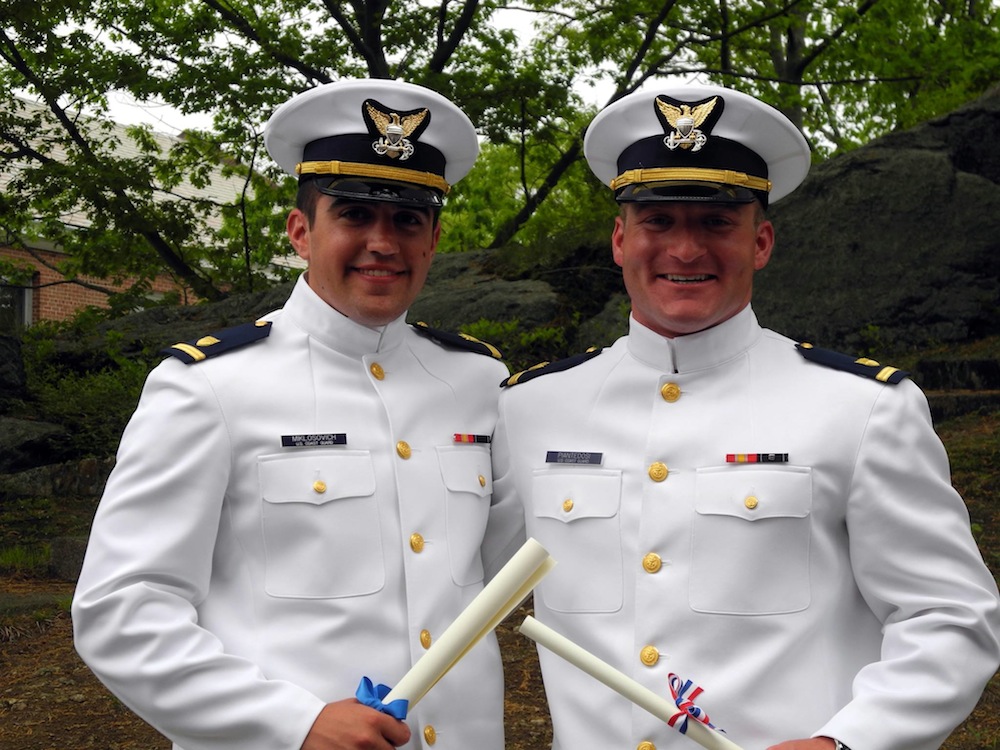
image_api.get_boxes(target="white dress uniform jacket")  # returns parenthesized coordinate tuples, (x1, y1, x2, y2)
(73, 275, 513, 750)
(491, 307, 1000, 750)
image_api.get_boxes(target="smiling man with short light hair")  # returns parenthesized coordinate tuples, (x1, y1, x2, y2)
(488, 83, 1000, 750)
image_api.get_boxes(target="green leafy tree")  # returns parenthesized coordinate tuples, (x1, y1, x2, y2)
(2, 0, 997, 307)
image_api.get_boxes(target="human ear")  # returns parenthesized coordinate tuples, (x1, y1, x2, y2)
(286, 208, 311, 262)
(753, 219, 775, 271)
(611, 215, 626, 268)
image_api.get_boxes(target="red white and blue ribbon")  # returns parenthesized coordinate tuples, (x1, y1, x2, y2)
(666, 673, 725, 735)
(356, 676, 409, 720)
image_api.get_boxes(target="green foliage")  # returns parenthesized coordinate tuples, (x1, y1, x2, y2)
(18, 318, 153, 457)
(30, 363, 147, 454)
(855, 323, 887, 358)
(3, 0, 999, 297)
(0, 545, 51, 576)
(461, 317, 569, 373)
(936, 410, 1000, 573)
(0, 495, 57, 575)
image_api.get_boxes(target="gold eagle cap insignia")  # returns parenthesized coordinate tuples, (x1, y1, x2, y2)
(364, 103, 429, 139)
(364, 101, 430, 161)
(656, 95, 718, 152)
(656, 97, 718, 130)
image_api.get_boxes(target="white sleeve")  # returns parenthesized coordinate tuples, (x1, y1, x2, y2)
(817, 381, 1000, 750)
(72, 360, 325, 750)
(482, 390, 527, 582)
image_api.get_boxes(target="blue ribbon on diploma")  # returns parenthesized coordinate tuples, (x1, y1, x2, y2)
(356, 676, 409, 719)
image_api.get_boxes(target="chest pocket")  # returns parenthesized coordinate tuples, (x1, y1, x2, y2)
(691, 467, 812, 614)
(259, 451, 383, 599)
(438, 446, 492, 586)
(530, 469, 623, 613)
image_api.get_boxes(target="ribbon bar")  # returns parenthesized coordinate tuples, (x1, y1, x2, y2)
(726, 453, 788, 464)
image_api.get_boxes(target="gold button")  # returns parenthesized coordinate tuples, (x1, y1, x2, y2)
(562, 498, 574, 513)
(638, 743, 656, 750)
(410, 533, 425, 553)
(660, 382, 681, 402)
(640, 645, 659, 666)
(642, 553, 662, 573)
(420, 629, 432, 649)
(648, 462, 669, 482)
(396, 441, 412, 459)
(478, 474, 487, 487)
(370, 362, 385, 380)
(745, 495, 759, 510)
(423, 725, 437, 745)
(312, 480, 327, 494)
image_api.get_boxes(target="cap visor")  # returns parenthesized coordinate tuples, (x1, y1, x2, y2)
(615, 181, 759, 204)
(314, 178, 443, 208)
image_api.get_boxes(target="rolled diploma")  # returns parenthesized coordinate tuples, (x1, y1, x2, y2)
(519, 615, 743, 750)
(383, 538, 555, 708)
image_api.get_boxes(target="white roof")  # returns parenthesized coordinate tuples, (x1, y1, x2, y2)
(1, 97, 247, 234)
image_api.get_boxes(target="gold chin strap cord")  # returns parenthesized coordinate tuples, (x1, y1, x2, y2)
(610, 167, 772, 193)
(297, 160, 450, 194)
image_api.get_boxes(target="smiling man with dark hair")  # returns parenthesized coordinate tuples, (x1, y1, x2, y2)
(73, 79, 517, 750)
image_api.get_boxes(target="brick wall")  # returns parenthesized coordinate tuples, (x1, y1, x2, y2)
(1, 244, 193, 324)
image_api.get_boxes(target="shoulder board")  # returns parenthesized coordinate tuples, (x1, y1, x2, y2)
(161, 320, 272, 365)
(795, 342, 909, 384)
(502, 348, 604, 388)
(411, 322, 503, 359)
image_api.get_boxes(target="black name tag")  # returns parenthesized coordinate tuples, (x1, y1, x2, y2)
(281, 433, 347, 447)
(545, 451, 603, 465)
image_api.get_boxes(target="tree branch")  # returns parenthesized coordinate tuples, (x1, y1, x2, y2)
(2, 28, 225, 300)
(200, 0, 333, 83)
(488, 138, 582, 249)
(428, 0, 481, 73)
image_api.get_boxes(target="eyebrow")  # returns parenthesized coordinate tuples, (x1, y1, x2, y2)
(330, 198, 432, 217)
(633, 203, 744, 217)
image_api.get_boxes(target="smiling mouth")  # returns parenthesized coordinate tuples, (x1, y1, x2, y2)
(664, 274, 713, 283)
(356, 268, 405, 278)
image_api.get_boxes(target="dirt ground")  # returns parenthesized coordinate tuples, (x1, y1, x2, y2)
(0, 577, 551, 750)
(1, 575, 997, 750)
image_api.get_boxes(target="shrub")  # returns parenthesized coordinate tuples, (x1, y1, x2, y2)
(18, 319, 153, 458)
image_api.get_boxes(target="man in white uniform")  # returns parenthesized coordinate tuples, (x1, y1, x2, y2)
(490, 85, 1000, 750)
(73, 79, 516, 750)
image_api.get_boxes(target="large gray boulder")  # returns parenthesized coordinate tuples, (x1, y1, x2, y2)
(756, 87, 1000, 352)
(0, 417, 72, 473)
(409, 250, 561, 329)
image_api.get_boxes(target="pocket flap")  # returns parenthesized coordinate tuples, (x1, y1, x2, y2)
(532, 469, 622, 523)
(695, 467, 811, 521)
(437, 446, 492, 496)
(259, 451, 375, 505)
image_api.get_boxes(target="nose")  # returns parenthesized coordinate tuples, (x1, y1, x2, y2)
(366, 214, 400, 255)
(667, 225, 706, 263)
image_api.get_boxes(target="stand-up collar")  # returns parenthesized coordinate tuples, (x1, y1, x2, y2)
(280, 274, 408, 357)
(626, 305, 761, 374)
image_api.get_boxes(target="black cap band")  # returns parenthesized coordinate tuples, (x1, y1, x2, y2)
(301, 134, 447, 182)
(615, 134, 770, 206)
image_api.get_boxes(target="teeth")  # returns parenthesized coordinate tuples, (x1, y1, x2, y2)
(666, 274, 711, 282)
(358, 269, 397, 277)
